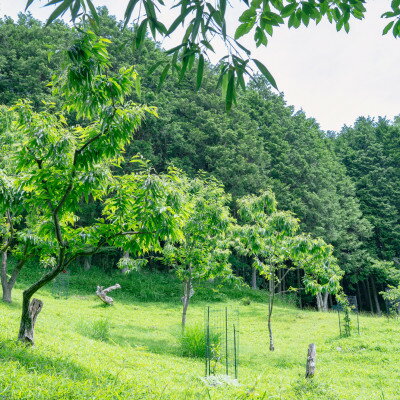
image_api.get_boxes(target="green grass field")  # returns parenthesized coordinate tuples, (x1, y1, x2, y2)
(1, 269, 399, 399)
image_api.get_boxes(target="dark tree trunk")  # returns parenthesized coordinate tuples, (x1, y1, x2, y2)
(356, 281, 362, 310)
(252, 267, 257, 290)
(18, 296, 43, 345)
(328, 293, 333, 309)
(363, 279, 374, 313)
(370, 277, 382, 315)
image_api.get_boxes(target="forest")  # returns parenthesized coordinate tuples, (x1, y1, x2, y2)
(0, 2, 399, 399)
(1, 9, 399, 313)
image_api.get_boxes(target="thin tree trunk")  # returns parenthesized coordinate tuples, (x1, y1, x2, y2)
(363, 279, 374, 313)
(268, 266, 275, 351)
(181, 269, 193, 331)
(356, 281, 362, 310)
(1, 252, 11, 303)
(370, 277, 382, 315)
(252, 267, 257, 290)
(1, 252, 25, 304)
(297, 268, 302, 309)
(181, 280, 191, 331)
(277, 268, 282, 293)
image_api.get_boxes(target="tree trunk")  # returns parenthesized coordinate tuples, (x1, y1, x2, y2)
(1, 252, 11, 303)
(356, 281, 362, 310)
(18, 295, 43, 345)
(370, 277, 382, 315)
(181, 279, 191, 331)
(84, 255, 91, 271)
(328, 293, 333, 309)
(1, 252, 25, 304)
(305, 343, 316, 378)
(251, 267, 257, 290)
(297, 268, 302, 309)
(322, 292, 329, 311)
(316, 293, 322, 311)
(363, 279, 374, 313)
(268, 270, 275, 351)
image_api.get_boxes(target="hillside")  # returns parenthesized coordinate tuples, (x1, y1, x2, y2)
(0, 270, 399, 400)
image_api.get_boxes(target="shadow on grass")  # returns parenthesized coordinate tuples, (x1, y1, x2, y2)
(109, 324, 182, 357)
(0, 339, 96, 382)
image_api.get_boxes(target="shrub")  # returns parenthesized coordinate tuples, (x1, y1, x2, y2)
(180, 325, 220, 358)
(78, 319, 110, 342)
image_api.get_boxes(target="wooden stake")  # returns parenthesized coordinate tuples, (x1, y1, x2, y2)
(305, 343, 316, 378)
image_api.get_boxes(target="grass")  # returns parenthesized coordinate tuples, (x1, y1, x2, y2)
(1, 268, 400, 399)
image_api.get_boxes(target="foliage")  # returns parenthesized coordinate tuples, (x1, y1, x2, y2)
(161, 175, 234, 327)
(179, 324, 220, 358)
(78, 319, 111, 341)
(24, 0, 400, 110)
(0, 30, 190, 341)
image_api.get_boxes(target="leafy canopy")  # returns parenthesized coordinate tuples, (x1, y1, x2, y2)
(24, 0, 400, 110)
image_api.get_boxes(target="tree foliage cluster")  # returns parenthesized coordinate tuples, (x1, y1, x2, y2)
(0, 27, 344, 347)
(0, 10, 399, 315)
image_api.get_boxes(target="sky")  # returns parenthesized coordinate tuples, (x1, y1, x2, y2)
(0, 0, 399, 132)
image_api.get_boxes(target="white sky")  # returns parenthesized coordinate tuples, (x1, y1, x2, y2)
(0, 0, 399, 132)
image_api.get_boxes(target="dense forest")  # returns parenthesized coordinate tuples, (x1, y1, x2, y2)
(0, 9, 399, 313)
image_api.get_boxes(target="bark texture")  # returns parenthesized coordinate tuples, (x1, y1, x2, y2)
(96, 283, 121, 305)
(1, 252, 25, 303)
(18, 297, 43, 345)
(305, 343, 316, 378)
(251, 267, 257, 290)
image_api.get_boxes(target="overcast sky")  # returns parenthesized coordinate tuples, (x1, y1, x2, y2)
(0, 0, 398, 132)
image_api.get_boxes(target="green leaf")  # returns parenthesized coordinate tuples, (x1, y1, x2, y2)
(86, 0, 99, 24)
(124, 0, 140, 27)
(235, 22, 253, 39)
(383, 20, 395, 35)
(225, 69, 235, 111)
(148, 60, 165, 74)
(135, 76, 141, 99)
(281, 3, 297, 18)
(220, 0, 227, 17)
(196, 54, 204, 90)
(158, 63, 170, 90)
(45, 0, 74, 26)
(253, 59, 277, 90)
(135, 19, 148, 49)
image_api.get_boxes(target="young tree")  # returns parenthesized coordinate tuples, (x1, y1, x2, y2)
(1, 31, 187, 344)
(235, 190, 342, 350)
(162, 175, 234, 330)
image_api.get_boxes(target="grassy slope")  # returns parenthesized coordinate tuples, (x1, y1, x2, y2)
(1, 270, 399, 399)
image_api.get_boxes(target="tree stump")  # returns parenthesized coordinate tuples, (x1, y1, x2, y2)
(96, 284, 121, 305)
(18, 298, 43, 345)
(305, 343, 316, 378)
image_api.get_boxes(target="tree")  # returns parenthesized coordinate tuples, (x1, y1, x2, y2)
(162, 175, 233, 330)
(235, 190, 342, 350)
(25, 0, 400, 109)
(1, 31, 187, 344)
